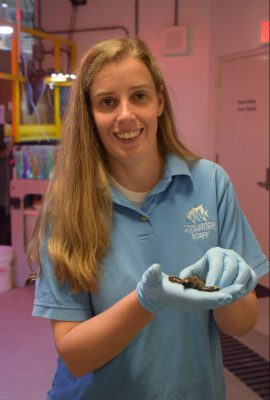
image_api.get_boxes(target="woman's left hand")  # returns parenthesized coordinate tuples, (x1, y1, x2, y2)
(179, 247, 258, 301)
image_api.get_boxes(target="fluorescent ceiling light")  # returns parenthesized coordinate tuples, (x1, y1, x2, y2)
(0, 25, 13, 34)
(0, 3, 13, 35)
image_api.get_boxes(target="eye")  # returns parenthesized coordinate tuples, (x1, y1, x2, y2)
(100, 97, 115, 107)
(133, 92, 147, 102)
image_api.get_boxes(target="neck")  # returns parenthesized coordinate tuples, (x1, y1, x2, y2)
(109, 154, 165, 192)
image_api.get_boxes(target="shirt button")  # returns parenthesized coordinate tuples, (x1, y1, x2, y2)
(140, 215, 149, 222)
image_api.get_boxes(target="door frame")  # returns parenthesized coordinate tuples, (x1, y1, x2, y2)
(214, 46, 269, 163)
(214, 47, 269, 287)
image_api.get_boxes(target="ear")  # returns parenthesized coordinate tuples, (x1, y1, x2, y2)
(157, 91, 164, 117)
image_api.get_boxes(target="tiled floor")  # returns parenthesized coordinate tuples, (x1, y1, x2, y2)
(0, 284, 269, 400)
(224, 294, 269, 400)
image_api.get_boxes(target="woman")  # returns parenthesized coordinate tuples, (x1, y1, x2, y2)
(30, 37, 269, 399)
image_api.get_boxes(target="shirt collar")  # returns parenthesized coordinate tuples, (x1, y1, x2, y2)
(164, 154, 192, 180)
(148, 154, 192, 196)
(110, 154, 193, 205)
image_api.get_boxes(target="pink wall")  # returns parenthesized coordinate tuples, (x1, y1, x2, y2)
(210, 0, 269, 57)
(38, 0, 269, 160)
(208, 0, 269, 159)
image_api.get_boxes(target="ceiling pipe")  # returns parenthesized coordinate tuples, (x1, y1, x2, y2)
(134, 0, 178, 36)
(174, 0, 179, 25)
(46, 25, 129, 37)
(135, 0, 139, 35)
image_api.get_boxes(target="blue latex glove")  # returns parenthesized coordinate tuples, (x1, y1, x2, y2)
(179, 247, 258, 302)
(136, 263, 244, 314)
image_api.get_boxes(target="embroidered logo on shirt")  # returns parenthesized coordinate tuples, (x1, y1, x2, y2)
(184, 204, 216, 240)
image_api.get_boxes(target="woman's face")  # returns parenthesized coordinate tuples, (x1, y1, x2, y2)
(90, 56, 164, 174)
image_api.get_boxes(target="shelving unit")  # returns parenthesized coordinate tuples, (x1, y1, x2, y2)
(10, 175, 48, 286)
(0, 25, 76, 286)
(0, 24, 76, 142)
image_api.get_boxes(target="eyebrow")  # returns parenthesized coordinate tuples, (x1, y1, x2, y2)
(92, 84, 153, 98)
(92, 91, 114, 98)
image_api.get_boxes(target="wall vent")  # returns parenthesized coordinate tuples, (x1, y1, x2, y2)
(161, 25, 189, 56)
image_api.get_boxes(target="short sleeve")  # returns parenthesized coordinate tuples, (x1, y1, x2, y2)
(216, 164, 269, 278)
(32, 238, 93, 321)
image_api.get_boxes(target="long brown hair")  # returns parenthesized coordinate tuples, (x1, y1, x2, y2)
(27, 37, 198, 292)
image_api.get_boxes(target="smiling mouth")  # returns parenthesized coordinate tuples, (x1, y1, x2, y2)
(115, 128, 143, 140)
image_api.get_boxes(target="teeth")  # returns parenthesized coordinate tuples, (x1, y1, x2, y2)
(116, 129, 141, 139)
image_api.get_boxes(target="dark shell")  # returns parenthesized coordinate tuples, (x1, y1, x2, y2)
(168, 275, 219, 292)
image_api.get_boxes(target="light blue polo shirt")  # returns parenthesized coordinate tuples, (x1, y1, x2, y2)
(33, 154, 269, 400)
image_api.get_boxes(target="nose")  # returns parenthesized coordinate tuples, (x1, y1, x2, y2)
(116, 99, 136, 125)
